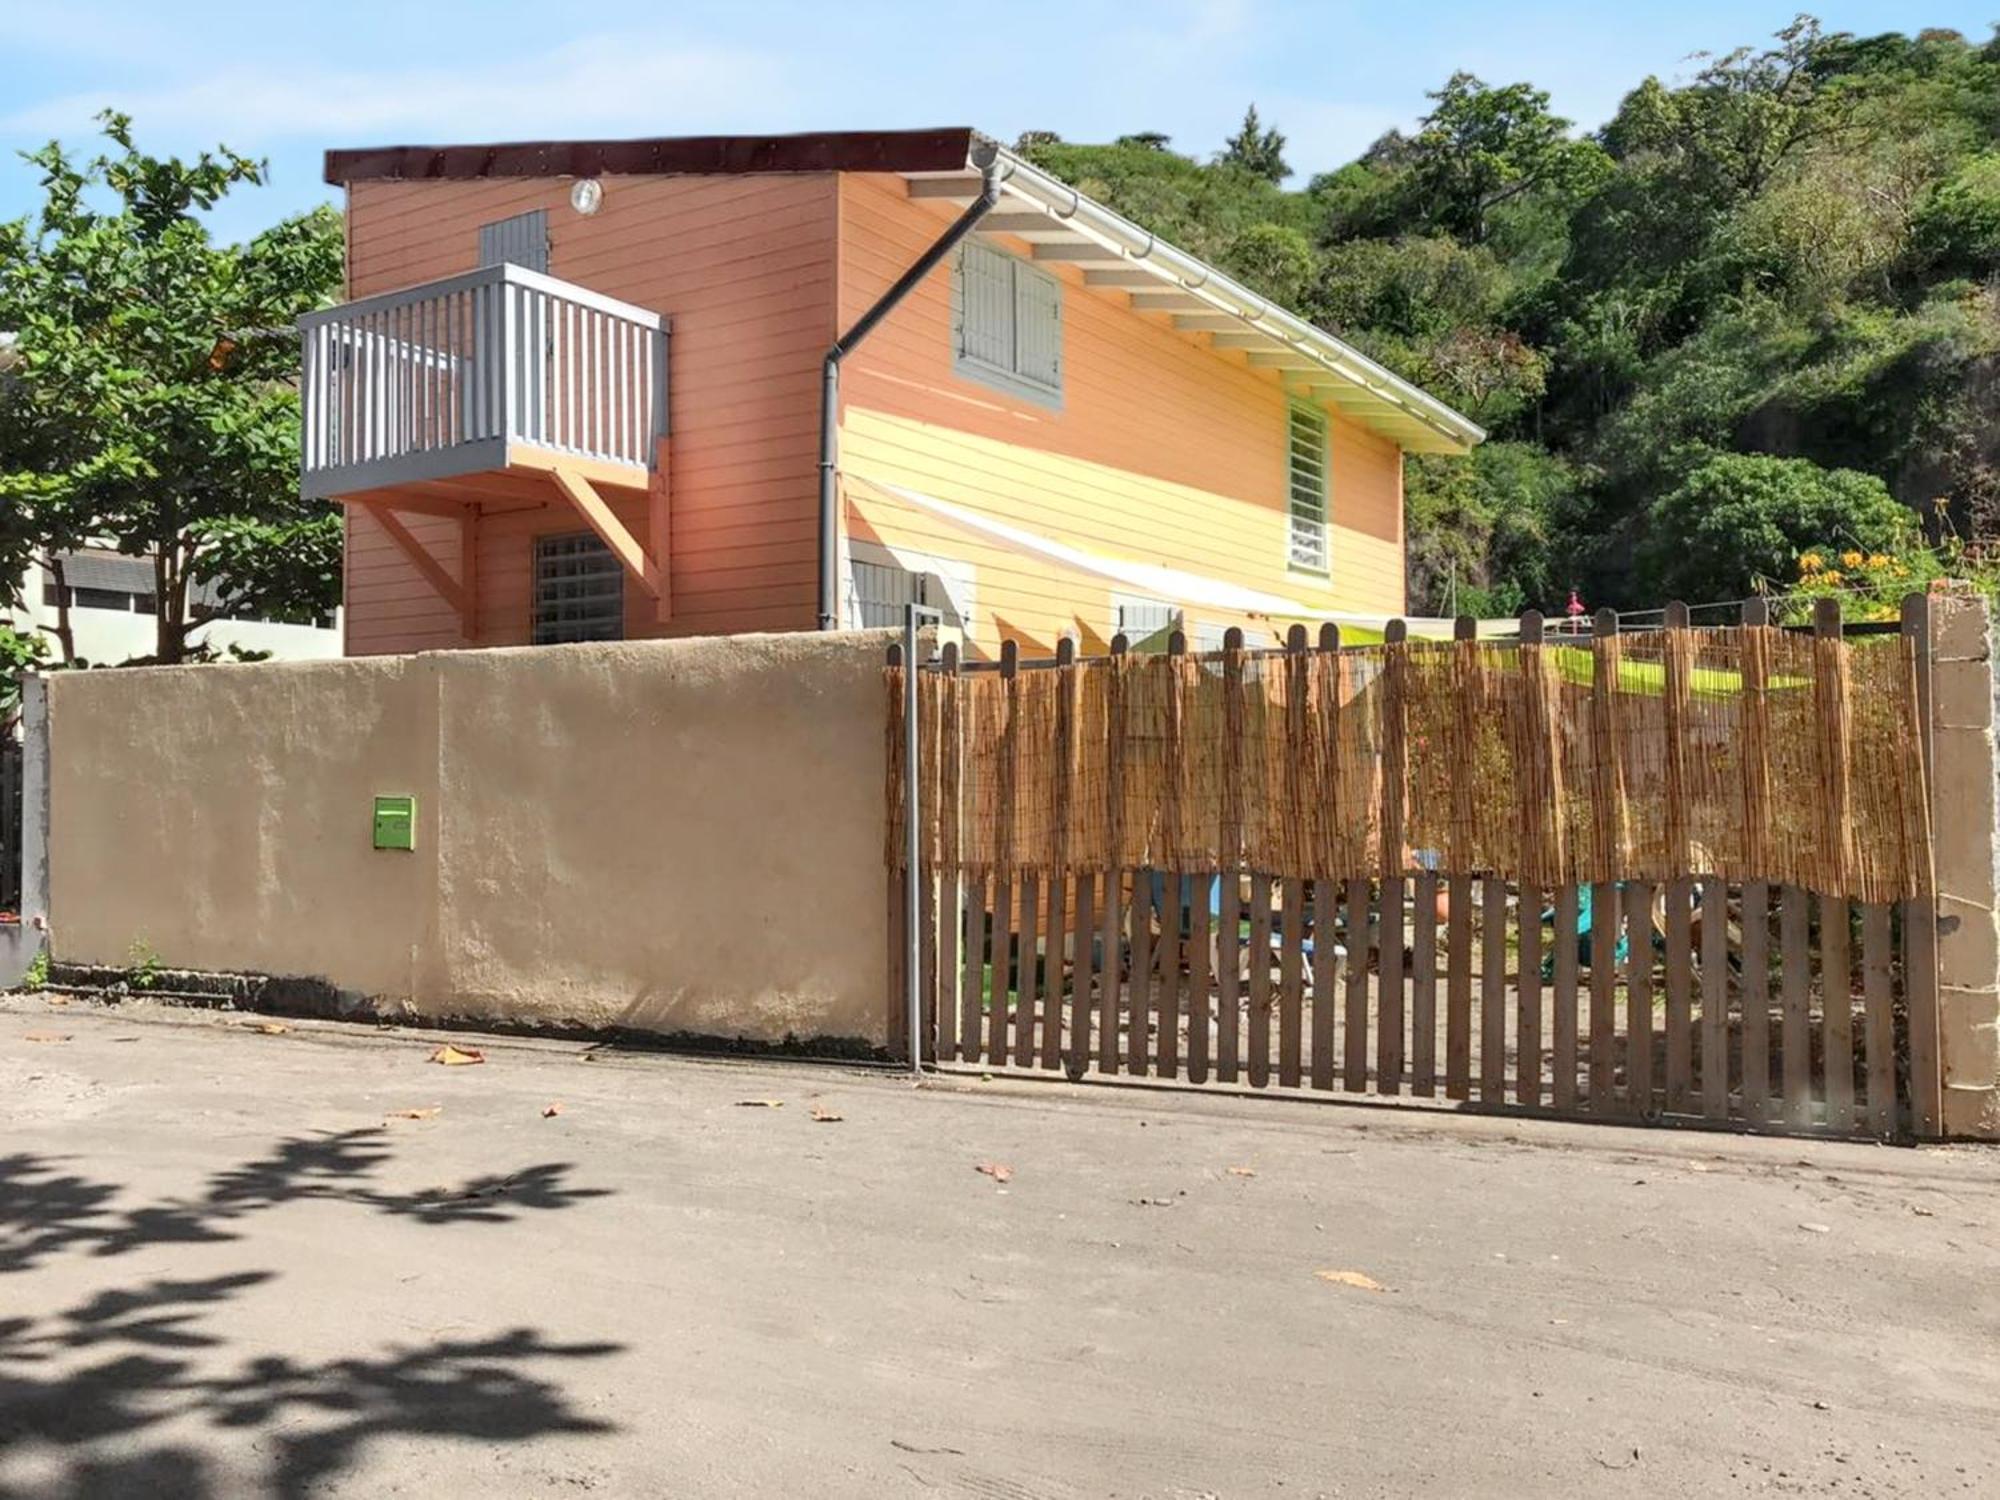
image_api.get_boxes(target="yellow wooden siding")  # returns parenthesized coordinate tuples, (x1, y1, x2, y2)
(835, 172, 1406, 655)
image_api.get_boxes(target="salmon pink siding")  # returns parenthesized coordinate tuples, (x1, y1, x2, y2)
(834, 173, 1404, 656)
(340, 174, 836, 655)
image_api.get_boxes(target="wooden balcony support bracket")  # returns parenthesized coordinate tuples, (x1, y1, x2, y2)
(358, 499, 474, 640)
(343, 490, 469, 521)
(647, 436, 672, 624)
(551, 463, 668, 613)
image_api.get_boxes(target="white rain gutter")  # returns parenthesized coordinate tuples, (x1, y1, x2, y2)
(978, 142, 1486, 455)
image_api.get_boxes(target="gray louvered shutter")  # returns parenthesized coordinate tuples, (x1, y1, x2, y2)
(478, 209, 549, 273)
(956, 242, 1014, 369)
(1013, 263, 1063, 391)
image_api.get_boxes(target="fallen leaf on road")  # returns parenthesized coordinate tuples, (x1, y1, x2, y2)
(736, 1099, 785, 1109)
(975, 1162, 1012, 1183)
(22, 1032, 70, 1043)
(387, 1107, 441, 1121)
(427, 1044, 485, 1067)
(1227, 1166, 1257, 1177)
(1910, 1205, 1935, 1217)
(252, 1021, 291, 1035)
(44, 996, 69, 1007)
(810, 1106, 843, 1123)
(1316, 1269, 1389, 1293)
(542, 1103, 563, 1118)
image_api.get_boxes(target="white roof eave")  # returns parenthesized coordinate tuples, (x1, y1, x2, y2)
(942, 141, 1485, 457)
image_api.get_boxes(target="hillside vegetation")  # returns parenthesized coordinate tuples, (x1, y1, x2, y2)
(1020, 18, 2000, 614)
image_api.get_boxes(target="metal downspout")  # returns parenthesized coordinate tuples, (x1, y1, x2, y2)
(817, 152, 1004, 630)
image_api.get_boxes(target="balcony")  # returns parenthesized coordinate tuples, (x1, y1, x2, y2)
(298, 262, 669, 501)
(299, 263, 672, 634)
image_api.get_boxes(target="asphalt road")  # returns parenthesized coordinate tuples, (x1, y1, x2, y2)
(3, 993, 1997, 1498)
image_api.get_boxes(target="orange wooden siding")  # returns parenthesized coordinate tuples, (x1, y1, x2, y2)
(341, 174, 836, 655)
(834, 172, 1405, 656)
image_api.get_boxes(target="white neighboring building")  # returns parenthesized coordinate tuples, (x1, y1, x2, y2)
(4, 548, 342, 665)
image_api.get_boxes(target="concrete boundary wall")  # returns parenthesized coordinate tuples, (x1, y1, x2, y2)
(43, 632, 894, 1047)
(32, 606, 2000, 1133)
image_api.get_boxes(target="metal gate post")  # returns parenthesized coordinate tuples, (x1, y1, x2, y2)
(1921, 594, 2000, 1137)
(904, 604, 943, 1075)
(1, 677, 50, 991)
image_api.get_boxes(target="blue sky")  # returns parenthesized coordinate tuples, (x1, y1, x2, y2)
(2, 1, 1991, 239)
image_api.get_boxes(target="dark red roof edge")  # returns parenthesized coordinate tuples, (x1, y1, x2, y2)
(325, 128, 977, 186)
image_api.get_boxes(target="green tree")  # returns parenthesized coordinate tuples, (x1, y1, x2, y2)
(1404, 442, 1578, 614)
(0, 339, 39, 597)
(1220, 105, 1290, 183)
(0, 624, 46, 734)
(1223, 222, 1315, 305)
(1403, 73, 1610, 243)
(1637, 450, 1913, 602)
(1604, 17, 1870, 201)
(1008, 19, 2000, 613)
(1909, 152, 2000, 278)
(0, 112, 343, 664)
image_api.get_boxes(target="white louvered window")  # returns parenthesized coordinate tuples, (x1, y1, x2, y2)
(478, 209, 550, 274)
(850, 559, 932, 629)
(953, 241, 1063, 405)
(1287, 403, 1330, 574)
(533, 533, 623, 644)
(1115, 597, 1181, 654)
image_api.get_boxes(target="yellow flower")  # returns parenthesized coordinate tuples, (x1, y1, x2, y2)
(1867, 553, 1890, 569)
(1840, 550, 1863, 568)
(1799, 552, 1823, 574)
(1892, 563, 1909, 577)
(1821, 570, 1844, 586)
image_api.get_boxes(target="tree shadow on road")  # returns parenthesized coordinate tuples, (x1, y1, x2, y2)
(2, 1275, 620, 1499)
(0, 1129, 609, 1273)
(0, 1136, 622, 1498)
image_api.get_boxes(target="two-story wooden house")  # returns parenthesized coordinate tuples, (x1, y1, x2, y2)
(304, 129, 1482, 657)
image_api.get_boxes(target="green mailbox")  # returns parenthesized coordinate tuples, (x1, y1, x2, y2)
(372, 794, 416, 852)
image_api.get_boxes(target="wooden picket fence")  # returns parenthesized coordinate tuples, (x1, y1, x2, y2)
(888, 600, 1943, 1138)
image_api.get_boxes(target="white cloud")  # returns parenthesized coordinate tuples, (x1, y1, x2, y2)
(1, 32, 792, 145)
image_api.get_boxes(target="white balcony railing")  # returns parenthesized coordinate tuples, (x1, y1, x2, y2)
(299, 262, 669, 499)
